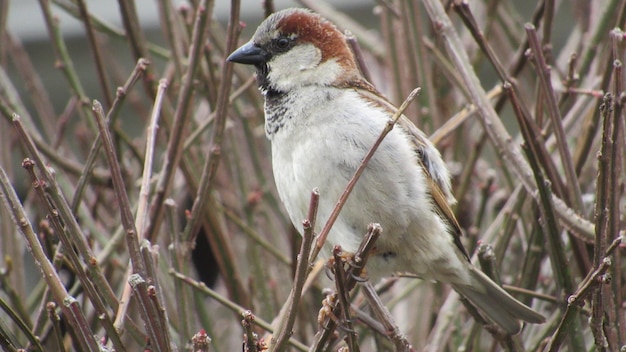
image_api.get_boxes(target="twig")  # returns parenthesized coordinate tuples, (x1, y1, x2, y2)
(92, 100, 148, 332)
(137, 79, 167, 238)
(506, 80, 577, 293)
(0, 166, 99, 351)
(142, 241, 174, 351)
(609, 31, 626, 344)
(13, 115, 125, 349)
(116, 0, 155, 91)
(270, 190, 319, 352)
(157, 0, 186, 78)
(345, 31, 371, 82)
(146, 0, 210, 242)
(588, 30, 624, 345)
(361, 282, 412, 351)
(545, 258, 612, 351)
(0, 94, 111, 185)
(4, 33, 57, 140)
(242, 311, 266, 352)
(573, 0, 626, 175)
(262, 0, 275, 17)
(515, 86, 587, 348)
(421, 0, 595, 242)
(310, 223, 381, 351)
(75, 0, 114, 108)
(37, 0, 93, 129)
(21, 157, 127, 352)
(128, 274, 171, 352)
(171, 271, 309, 351)
(525, 24, 584, 213)
(92, 101, 146, 277)
(165, 199, 194, 348)
(424, 185, 533, 350)
(429, 86, 502, 145)
(591, 91, 615, 350)
(216, 202, 291, 265)
(46, 302, 65, 352)
(332, 247, 360, 352)
(184, 0, 242, 245)
(70, 58, 149, 213)
(0, 294, 43, 351)
(501, 285, 558, 304)
(544, 236, 622, 351)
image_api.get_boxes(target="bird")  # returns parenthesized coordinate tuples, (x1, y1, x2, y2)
(227, 8, 545, 334)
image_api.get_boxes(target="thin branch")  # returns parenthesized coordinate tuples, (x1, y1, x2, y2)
(525, 23, 584, 212)
(146, 0, 210, 242)
(0, 166, 98, 351)
(185, 0, 242, 244)
(332, 246, 360, 352)
(70, 58, 149, 213)
(270, 190, 319, 352)
(310, 223, 382, 351)
(75, 0, 114, 108)
(421, 0, 595, 242)
(171, 271, 309, 352)
(361, 281, 412, 351)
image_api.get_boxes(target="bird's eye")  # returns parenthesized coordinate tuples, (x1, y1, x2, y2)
(275, 37, 290, 49)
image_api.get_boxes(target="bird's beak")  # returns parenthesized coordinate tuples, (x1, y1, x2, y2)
(227, 42, 269, 65)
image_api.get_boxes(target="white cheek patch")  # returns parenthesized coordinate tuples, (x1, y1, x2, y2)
(267, 43, 343, 91)
(274, 43, 321, 72)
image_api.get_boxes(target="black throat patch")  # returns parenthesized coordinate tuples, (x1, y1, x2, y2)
(255, 63, 292, 136)
(264, 91, 291, 136)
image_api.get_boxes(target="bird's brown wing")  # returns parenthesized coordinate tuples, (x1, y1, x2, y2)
(350, 80, 470, 261)
(421, 162, 469, 260)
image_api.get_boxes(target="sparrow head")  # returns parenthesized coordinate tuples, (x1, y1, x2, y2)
(228, 8, 360, 93)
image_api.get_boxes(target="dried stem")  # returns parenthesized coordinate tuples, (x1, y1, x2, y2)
(92, 99, 147, 332)
(332, 246, 360, 352)
(421, 0, 594, 241)
(242, 310, 267, 352)
(270, 190, 319, 352)
(128, 274, 171, 352)
(146, 0, 210, 242)
(0, 165, 99, 351)
(525, 23, 583, 212)
(171, 271, 309, 351)
(361, 281, 412, 351)
(75, 0, 114, 108)
(184, 0, 242, 244)
(71, 58, 149, 213)
(310, 223, 381, 351)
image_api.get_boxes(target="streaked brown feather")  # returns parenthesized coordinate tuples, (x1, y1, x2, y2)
(423, 166, 469, 260)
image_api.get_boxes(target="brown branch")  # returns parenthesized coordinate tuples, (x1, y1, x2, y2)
(361, 282, 412, 351)
(0, 165, 99, 351)
(525, 23, 584, 212)
(146, 0, 210, 242)
(310, 223, 381, 351)
(270, 190, 319, 352)
(333, 246, 360, 352)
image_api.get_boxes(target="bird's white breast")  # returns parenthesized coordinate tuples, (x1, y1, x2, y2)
(266, 87, 468, 282)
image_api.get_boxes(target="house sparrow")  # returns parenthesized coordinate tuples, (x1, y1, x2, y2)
(228, 8, 545, 334)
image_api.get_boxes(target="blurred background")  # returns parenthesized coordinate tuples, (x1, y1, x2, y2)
(0, 0, 624, 351)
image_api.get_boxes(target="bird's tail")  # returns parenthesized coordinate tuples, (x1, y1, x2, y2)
(452, 266, 545, 334)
